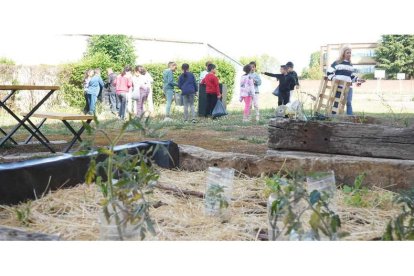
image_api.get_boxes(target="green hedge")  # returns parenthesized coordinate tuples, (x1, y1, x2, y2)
(59, 52, 114, 109)
(144, 58, 236, 105)
(59, 57, 236, 109)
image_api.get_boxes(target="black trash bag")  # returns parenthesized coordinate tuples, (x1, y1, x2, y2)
(212, 100, 227, 118)
(272, 86, 280, 97)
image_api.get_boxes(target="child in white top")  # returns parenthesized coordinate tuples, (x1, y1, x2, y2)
(132, 66, 151, 117)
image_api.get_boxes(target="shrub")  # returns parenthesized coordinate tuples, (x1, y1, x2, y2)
(59, 52, 113, 109)
(362, 73, 375, 80)
(85, 35, 136, 70)
(59, 57, 236, 109)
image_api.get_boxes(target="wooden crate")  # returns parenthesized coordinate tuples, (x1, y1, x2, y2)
(314, 77, 351, 115)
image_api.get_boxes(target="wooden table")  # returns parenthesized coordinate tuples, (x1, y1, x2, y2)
(22, 112, 94, 153)
(0, 85, 60, 152)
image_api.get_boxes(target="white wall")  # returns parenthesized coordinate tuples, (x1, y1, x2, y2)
(134, 40, 207, 64)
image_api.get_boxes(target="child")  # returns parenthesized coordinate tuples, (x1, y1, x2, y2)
(83, 69, 94, 114)
(249, 61, 262, 121)
(114, 66, 133, 120)
(137, 65, 154, 115)
(132, 66, 151, 117)
(200, 63, 221, 117)
(178, 63, 198, 123)
(286, 61, 300, 89)
(106, 68, 119, 114)
(239, 64, 255, 122)
(162, 61, 178, 121)
(264, 65, 295, 106)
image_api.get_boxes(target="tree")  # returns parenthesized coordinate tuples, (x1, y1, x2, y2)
(375, 35, 414, 79)
(85, 35, 137, 70)
(239, 54, 280, 72)
(301, 51, 323, 80)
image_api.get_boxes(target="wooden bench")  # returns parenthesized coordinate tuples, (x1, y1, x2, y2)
(22, 112, 94, 153)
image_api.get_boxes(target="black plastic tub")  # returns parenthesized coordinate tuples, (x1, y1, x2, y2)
(0, 140, 179, 205)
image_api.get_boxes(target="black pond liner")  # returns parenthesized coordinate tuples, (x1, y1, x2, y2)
(0, 140, 179, 205)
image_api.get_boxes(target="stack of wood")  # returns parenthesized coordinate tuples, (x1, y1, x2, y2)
(268, 118, 414, 160)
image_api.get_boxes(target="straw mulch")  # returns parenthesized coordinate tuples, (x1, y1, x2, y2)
(0, 169, 400, 241)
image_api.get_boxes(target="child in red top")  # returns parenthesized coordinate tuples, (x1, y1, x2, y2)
(200, 63, 221, 117)
(114, 66, 132, 120)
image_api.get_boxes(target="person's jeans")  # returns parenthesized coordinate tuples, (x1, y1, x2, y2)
(183, 94, 195, 121)
(87, 93, 98, 114)
(83, 91, 89, 114)
(346, 87, 353, 115)
(278, 91, 290, 106)
(164, 89, 174, 117)
(252, 93, 260, 117)
(108, 90, 118, 112)
(147, 88, 154, 113)
(117, 92, 128, 119)
(135, 89, 150, 117)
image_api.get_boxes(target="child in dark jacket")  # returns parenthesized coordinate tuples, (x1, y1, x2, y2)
(178, 63, 198, 122)
(264, 65, 296, 106)
(286, 61, 300, 88)
(200, 63, 221, 117)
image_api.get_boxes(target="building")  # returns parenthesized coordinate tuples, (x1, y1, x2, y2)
(320, 42, 378, 75)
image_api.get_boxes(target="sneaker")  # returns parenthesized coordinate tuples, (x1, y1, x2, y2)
(163, 117, 173, 122)
(191, 119, 197, 123)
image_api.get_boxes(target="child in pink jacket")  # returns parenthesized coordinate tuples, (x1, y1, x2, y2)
(239, 64, 255, 122)
(114, 66, 132, 120)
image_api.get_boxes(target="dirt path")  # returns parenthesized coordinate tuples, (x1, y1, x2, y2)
(0, 120, 269, 162)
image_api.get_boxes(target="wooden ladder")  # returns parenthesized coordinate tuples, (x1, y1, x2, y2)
(314, 77, 351, 115)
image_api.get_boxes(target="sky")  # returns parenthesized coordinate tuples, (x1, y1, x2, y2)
(1, 0, 413, 73)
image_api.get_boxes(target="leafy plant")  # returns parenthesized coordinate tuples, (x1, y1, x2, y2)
(205, 183, 229, 213)
(266, 174, 347, 241)
(382, 193, 414, 240)
(14, 201, 32, 226)
(83, 115, 160, 240)
(343, 173, 368, 207)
